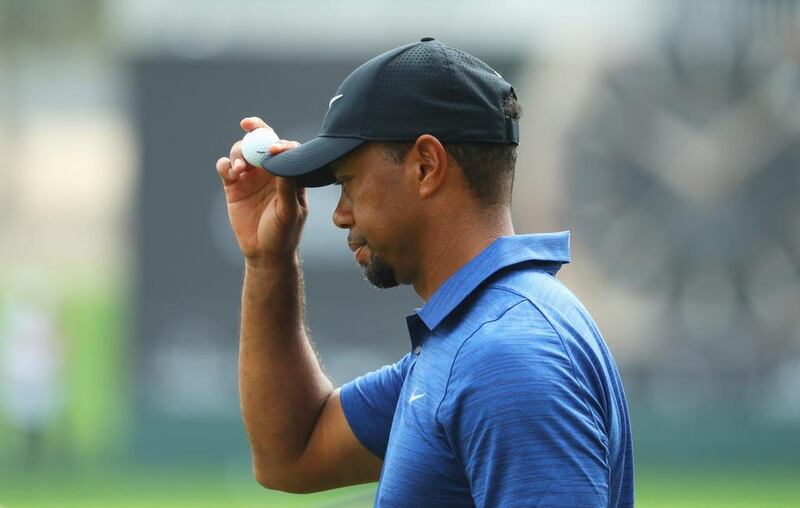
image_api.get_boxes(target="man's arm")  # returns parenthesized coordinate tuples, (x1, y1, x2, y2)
(217, 117, 381, 493)
(239, 259, 381, 492)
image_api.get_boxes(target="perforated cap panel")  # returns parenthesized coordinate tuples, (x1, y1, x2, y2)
(356, 39, 515, 142)
(372, 44, 439, 96)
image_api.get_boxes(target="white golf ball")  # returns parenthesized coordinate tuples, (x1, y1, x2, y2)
(241, 127, 280, 167)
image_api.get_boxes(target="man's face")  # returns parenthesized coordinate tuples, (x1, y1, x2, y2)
(331, 143, 418, 289)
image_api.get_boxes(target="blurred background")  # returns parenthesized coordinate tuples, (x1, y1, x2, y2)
(1, 0, 798, 506)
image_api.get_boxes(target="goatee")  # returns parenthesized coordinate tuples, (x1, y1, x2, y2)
(362, 247, 398, 289)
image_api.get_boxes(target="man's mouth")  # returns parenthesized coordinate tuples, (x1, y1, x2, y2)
(348, 234, 370, 264)
(353, 244, 368, 264)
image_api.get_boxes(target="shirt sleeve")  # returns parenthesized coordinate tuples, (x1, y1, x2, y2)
(339, 353, 412, 459)
(438, 327, 610, 507)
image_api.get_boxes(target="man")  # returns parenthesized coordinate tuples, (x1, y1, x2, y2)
(215, 38, 633, 507)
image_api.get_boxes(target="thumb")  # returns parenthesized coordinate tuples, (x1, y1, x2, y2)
(276, 176, 300, 206)
(240, 116, 269, 132)
(296, 185, 308, 209)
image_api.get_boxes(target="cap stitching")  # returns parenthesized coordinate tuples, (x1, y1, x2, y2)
(435, 43, 457, 132)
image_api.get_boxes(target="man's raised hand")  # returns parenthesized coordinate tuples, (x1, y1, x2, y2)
(215, 117, 307, 265)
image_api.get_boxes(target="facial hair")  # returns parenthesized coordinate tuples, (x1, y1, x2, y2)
(363, 246, 398, 289)
(350, 233, 398, 289)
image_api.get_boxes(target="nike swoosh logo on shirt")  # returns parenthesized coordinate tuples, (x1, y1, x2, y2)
(408, 392, 425, 403)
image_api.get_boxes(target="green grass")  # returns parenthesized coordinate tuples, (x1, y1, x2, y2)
(636, 466, 800, 508)
(0, 467, 376, 508)
(2, 282, 798, 507)
(1, 466, 798, 507)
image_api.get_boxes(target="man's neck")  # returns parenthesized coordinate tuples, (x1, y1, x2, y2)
(412, 206, 514, 301)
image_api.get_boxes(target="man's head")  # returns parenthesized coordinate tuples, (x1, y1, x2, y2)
(329, 97, 521, 288)
(379, 92, 522, 207)
(262, 38, 521, 288)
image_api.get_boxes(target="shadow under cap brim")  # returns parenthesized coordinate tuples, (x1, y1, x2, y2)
(262, 136, 366, 188)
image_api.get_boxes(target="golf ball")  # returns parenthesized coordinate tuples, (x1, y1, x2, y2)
(241, 127, 280, 167)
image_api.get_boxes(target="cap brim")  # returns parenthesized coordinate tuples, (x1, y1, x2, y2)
(261, 136, 365, 188)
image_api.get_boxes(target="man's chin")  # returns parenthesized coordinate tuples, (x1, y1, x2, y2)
(362, 260, 399, 289)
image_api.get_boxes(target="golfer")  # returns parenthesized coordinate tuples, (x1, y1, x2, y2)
(216, 38, 633, 507)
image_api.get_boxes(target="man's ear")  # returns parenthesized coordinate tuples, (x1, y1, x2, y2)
(410, 134, 449, 198)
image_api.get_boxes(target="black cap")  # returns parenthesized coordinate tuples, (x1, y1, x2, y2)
(263, 38, 519, 187)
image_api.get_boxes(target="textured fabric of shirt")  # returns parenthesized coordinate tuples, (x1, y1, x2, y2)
(340, 232, 634, 507)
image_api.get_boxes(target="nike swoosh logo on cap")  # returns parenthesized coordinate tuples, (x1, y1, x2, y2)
(329, 94, 344, 108)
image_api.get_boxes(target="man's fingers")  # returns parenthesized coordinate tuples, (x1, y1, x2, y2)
(232, 158, 248, 172)
(276, 175, 308, 210)
(221, 129, 299, 191)
(276, 175, 299, 204)
(229, 140, 243, 162)
(240, 116, 270, 132)
(296, 184, 308, 208)
(216, 156, 237, 183)
(229, 139, 259, 173)
(269, 140, 301, 155)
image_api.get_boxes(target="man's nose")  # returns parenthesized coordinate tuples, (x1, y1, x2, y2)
(332, 194, 352, 229)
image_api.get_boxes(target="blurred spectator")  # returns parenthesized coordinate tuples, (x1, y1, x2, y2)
(0, 275, 66, 468)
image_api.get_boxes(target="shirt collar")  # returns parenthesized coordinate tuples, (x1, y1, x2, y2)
(416, 231, 571, 330)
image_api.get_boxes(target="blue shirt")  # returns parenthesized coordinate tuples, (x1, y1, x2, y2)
(340, 232, 634, 507)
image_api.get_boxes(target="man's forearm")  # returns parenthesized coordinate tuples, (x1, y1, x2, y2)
(238, 255, 333, 476)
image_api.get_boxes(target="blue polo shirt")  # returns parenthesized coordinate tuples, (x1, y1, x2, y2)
(340, 232, 634, 507)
